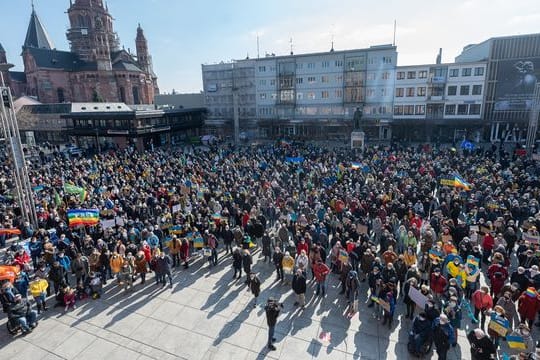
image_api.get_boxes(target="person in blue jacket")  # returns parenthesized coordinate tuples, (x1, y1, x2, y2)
(57, 250, 71, 285)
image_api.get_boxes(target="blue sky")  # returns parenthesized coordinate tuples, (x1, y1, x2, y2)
(2, 0, 540, 94)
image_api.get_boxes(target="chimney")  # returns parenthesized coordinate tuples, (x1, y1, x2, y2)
(436, 48, 442, 64)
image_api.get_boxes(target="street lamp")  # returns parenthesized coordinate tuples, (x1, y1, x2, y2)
(0, 63, 39, 228)
(526, 82, 540, 157)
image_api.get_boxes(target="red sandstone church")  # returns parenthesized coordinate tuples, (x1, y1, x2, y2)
(0, 0, 159, 105)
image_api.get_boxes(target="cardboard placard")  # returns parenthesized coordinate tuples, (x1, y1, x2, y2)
(100, 219, 116, 229)
(172, 204, 182, 214)
(441, 234, 452, 243)
(357, 224, 368, 235)
(115, 216, 125, 227)
(479, 226, 491, 235)
(408, 286, 428, 309)
(523, 232, 540, 244)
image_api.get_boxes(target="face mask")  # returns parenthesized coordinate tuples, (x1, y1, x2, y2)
(496, 311, 502, 316)
(449, 302, 456, 307)
(522, 330, 530, 336)
(59, 254, 64, 258)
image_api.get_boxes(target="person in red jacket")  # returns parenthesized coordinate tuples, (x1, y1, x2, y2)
(472, 286, 493, 330)
(518, 287, 540, 329)
(430, 268, 447, 300)
(481, 231, 495, 265)
(297, 238, 309, 258)
(313, 259, 330, 297)
(180, 238, 190, 269)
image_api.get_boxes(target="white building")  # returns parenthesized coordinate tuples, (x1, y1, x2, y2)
(202, 45, 396, 140)
(391, 61, 486, 142)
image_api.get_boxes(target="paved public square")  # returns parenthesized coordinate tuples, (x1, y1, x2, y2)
(0, 248, 509, 359)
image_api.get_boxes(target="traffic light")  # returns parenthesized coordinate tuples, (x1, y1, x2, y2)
(1, 88, 10, 108)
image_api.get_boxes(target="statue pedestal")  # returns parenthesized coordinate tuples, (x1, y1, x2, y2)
(351, 131, 365, 151)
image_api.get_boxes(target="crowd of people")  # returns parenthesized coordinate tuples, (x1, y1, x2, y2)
(0, 141, 540, 359)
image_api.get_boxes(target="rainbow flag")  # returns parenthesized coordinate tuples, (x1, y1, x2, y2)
(525, 287, 537, 298)
(506, 335, 526, 350)
(351, 162, 361, 170)
(0, 228, 21, 235)
(67, 209, 99, 228)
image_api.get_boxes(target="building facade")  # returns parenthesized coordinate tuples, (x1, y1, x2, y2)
(392, 61, 487, 143)
(456, 33, 540, 143)
(202, 45, 396, 140)
(16, 102, 205, 151)
(0, 0, 158, 105)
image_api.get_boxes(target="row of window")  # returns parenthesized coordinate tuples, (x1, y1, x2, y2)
(259, 89, 345, 101)
(395, 87, 427, 97)
(449, 67, 484, 77)
(258, 73, 391, 87)
(445, 104, 481, 115)
(393, 105, 426, 116)
(396, 70, 428, 80)
(258, 105, 350, 117)
(447, 85, 482, 96)
(393, 104, 481, 116)
(395, 84, 482, 97)
(257, 56, 393, 73)
(396, 67, 484, 80)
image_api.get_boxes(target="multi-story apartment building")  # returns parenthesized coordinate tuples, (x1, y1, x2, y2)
(202, 45, 396, 140)
(392, 61, 487, 142)
(201, 60, 256, 133)
(456, 33, 540, 143)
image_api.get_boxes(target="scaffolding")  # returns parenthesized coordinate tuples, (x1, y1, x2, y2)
(0, 65, 39, 228)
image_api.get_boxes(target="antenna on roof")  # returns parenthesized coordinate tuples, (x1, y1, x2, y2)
(257, 33, 260, 59)
(31, 0, 35, 11)
(290, 37, 293, 55)
(330, 23, 335, 52)
(393, 20, 397, 46)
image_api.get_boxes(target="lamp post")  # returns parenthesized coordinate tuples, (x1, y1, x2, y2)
(526, 82, 540, 158)
(0, 63, 38, 228)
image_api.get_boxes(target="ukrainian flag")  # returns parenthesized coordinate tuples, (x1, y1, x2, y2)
(453, 174, 471, 191)
(506, 335, 526, 350)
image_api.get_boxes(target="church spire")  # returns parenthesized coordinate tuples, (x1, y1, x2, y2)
(24, 4, 54, 49)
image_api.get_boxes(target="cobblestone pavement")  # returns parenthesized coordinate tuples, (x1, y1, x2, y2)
(0, 248, 524, 359)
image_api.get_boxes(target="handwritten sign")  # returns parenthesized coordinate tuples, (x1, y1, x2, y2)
(408, 286, 428, 309)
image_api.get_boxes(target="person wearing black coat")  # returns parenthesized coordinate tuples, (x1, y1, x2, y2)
(262, 232, 272, 262)
(49, 261, 66, 295)
(242, 249, 253, 285)
(265, 297, 283, 351)
(223, 226, 234, 254)
(8, 295, 37, 334)
(467, 329, 497, 360)
(232, 247, 243, 279)
(248, 272, 261, 307)
(292, 269, 307, 308)
(272, 247, 284, 281)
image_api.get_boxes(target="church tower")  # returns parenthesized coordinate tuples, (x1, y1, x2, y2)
(66, 0, 120, 70)
(136, 24, 153, 75)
